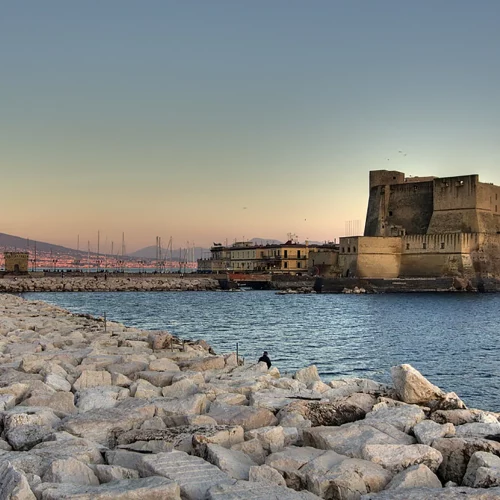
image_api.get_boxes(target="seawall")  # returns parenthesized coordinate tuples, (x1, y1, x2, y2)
(0, 275, 221, 293)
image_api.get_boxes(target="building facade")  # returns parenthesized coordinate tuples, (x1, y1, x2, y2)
(4, 252, 29, 273)
(198, 241, 329, 274)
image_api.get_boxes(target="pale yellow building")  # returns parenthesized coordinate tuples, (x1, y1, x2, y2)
(4, 252, 29, 273)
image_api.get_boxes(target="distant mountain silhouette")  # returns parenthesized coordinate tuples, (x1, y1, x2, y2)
(0, 232, 83, 256)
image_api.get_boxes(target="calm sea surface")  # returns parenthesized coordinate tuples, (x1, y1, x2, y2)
(24, 291, 500, 412)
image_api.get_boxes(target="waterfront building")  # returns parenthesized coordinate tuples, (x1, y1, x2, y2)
(197, 240, 329, 275)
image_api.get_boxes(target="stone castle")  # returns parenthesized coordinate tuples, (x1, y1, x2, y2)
(337, 171, 500, 280)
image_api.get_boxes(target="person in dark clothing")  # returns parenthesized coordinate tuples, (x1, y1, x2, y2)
(258, 351, 271, 369)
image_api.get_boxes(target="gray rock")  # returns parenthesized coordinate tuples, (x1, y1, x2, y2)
(305, 454, 392, 499)
(245, 426, 285, 453)
(92, 464, 139, 483)
(303, 422, 415, 459)
(139, 451, 233, 500)
(72, 370, 112, 390)
(362, 444, 443, 473)
(61, 400, 155, 446)
(364, 403, 426, 433)
(42, 457, 99, 485)
(293, 365, 321, 385)
(6, 424, 53, 451)
(391, 364, 444, 405)
(206, 479, 322, 499)
(0, 460, 36, 499)
(249, 464, 287, 486)
(413, 420, 455, 446)
(231, 439, 267, 466)
(455, 422, 500, 439)
(361, 487, 500, 499)
(37, 476, 181, 499)
(208, 402, 278, 431)
(433, 437, 500, 484)
(386, 464, 442, 489)
(200, 443, 257, 480)
(463, 451, 500, 487)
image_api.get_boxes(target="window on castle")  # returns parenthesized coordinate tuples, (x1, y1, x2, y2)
(423, 243, 427, 249)
(440, 242, 445, 249)
(389, 211, 393, 216)
(297, 262, 301, 268)
(406, 243, 410, 250)
(347, 247, 351, 253)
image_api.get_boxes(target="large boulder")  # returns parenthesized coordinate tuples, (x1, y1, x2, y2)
(413, 420, 455, 446)
(432, 437, 500, 484)
(364, 402, 426, 433)
(303, 422, 415, 459)
(0, 460, 36, 499)
(208, 402, 278, 431)
(139, 450, 233, 500)
(35, 477, 181, 500)
(42, 457, 99, 485)
(390, 364, 444, 405)
(293, 365, 321, 385)
(198, 443, 257, 480)
(362, 444, 443, 473)
(386, 464, 442, 490)
(462, 451, 500, 488)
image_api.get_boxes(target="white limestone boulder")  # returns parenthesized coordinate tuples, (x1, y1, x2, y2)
(462, 451, 500, 487)
(0, 461, 36, 500)
(249, 464, 287, 486)
(391, 364, 444, 405)
(413, 420, 455, 445)
(91, 464, 139, 482)
(386, 464, 442, 489)
(36, 476, 181, 500)
(199, 443, 257, 479)
(208, 402, 278, 431)
(245, 426, 286, 453)
(364, 402, 426, 433)
(294, 365, 321, 385)
(303, 421, 415, 459)
(130, 379, 162, 399)
(73, 370, 112, 390)
(231, 439, 267, 465)
(362, 444, 443, 473)
(42, 457, 99, 485)
(139, 450, 233, 500)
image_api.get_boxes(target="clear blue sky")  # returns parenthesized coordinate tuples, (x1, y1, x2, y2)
(2, 1, 499, 251)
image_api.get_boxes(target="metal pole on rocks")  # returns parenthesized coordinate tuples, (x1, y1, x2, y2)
(104, 312, 107, 332)
(236, 342, 239, 364)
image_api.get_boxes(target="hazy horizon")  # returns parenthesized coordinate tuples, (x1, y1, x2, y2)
(2, 1, 500, 252)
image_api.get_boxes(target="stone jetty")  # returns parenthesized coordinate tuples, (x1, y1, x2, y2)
(0, 276, 220, 293)
(1, 294, 500, 499)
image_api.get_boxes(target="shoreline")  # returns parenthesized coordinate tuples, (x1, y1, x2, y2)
(0, 275, 221, 293)
(1, 294, 500, 498)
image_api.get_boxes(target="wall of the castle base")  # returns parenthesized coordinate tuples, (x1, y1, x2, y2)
(338, 233, 500, 280)
(427, 209, 500, 234)
(339, 236, 401, 278)
(469, 233, 500, 277)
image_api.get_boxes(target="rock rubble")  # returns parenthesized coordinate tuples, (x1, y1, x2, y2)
(0, 293, 500, 499)
(0, 276, 220, 293)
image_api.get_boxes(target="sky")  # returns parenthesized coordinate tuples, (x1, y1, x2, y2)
(2, 1, 500, 252)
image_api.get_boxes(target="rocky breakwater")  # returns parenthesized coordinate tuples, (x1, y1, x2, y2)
(0, 276, 220, 293)
(1, 295, 500, 499)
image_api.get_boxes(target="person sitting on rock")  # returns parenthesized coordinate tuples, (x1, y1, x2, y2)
(258, 351, 271, 369)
